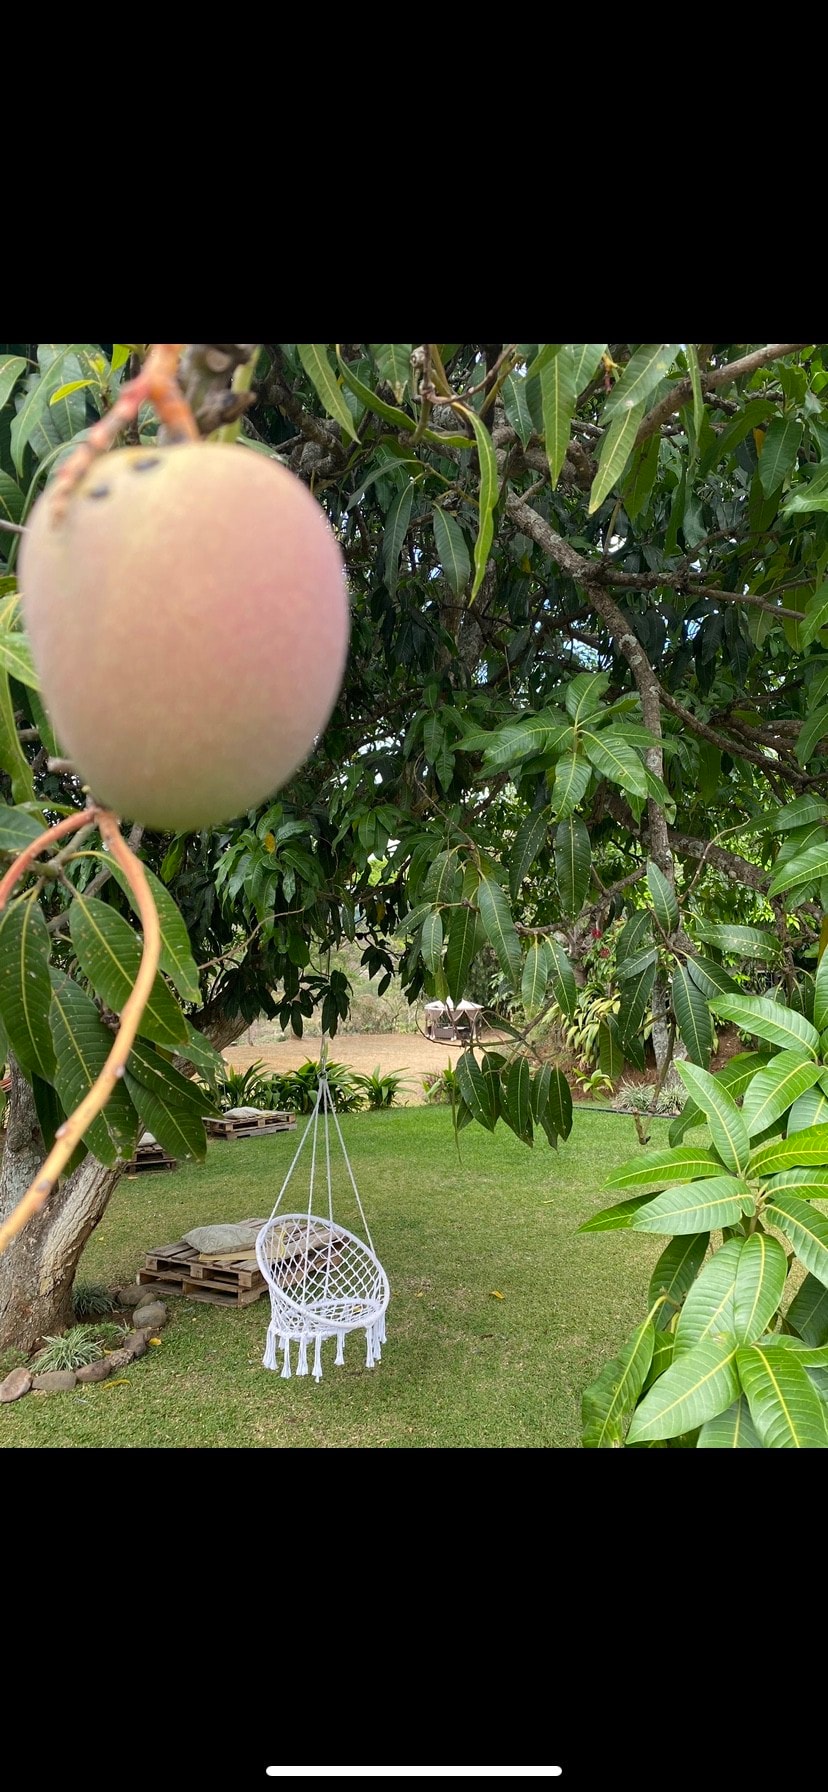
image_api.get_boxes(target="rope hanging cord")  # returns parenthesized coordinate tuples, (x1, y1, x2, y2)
(256, 1065, 390, 1382)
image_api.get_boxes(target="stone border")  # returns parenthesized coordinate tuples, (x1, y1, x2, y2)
(0, 1295, 169, 1403)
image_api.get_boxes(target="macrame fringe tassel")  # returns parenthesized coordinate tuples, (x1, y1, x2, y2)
(378, 1310, 387, 1346)
(313, 1334, 323, 1382)
(335, 1330, 345, 1366)
(281, 1337, 291, 1379)
(365, 1325, 375, 1369)
(263, 1320, 278, 1371)
(297, 1337, 309, 1377)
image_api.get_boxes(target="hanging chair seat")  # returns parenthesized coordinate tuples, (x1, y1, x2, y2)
(255, 1072, 390, 1381)
(257, 1213, 388, 1335)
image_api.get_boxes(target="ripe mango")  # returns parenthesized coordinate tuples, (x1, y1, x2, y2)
(20, 445, 349, 830)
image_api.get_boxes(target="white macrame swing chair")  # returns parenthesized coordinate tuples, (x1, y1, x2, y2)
(256, 1044, 390, 1382)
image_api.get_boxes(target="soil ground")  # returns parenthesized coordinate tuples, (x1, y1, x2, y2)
(224, 1027, 508, 1104)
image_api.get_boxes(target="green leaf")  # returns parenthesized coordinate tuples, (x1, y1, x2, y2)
(616, 958, 656, 1051)
(455, 1048, 495, 1132)
(570, 344, 607, 395)
(553, 816, 591, 915)
(795, 705, 828, 767)
(674, 1238, 743, 1357)
(786, 1273, 828, 1346)
(455, 404, 498, 604)
(0, 353, 27, 413)
(598, 1019, 624, 1080)
(0, 630, 38, 689)
(432, 507, 470, 595)
(529, 1063, 558, 1147)
(0, 896, 55, 1078)
(126, 1037, 217, 1160)
(382, 482, 415, 595)
(798, 582, 828, 648)
(671, 964, 713, 1066)
(422, 849, 460, 905)
(501, 373, 533, 445)
(627, 1336, 740, 1444)
(646, 860, 679, 933)
(605, 1145, 721, 1190)
(674, 1061, 751, 1173)
(617, 910, 652, 965)
(420, 910, 444, 974)
(101, 861, 202, 1006)
(525, 344, 563, 381)
(545, 938, 577, 1019)
(0, 471, 24, 529)
(603, 345, 680, 420)
(510, 811, 548, 903)
(768, 840, 828, 898)
(544, 1066, 572, 1141)
(648, 1233, 709, 1331)
(582, 1317, 655, 1448)
(773, 794, 828, 831)
(763, 1192, 828, 1289)
(69, 897, 187, 1049)
(0, 805, 44, 854)
(751, 1123, 828, 1175)
(788, 1085, 828, 1133)
(502, 1056, 533, 1144)
(708, 994, 820, 1057)
(693, 922, 781, 959)
(631, 1176, 753, 1236)
(685, 955, 741, 1000)
(521, 941, 549, 1015)
(335, 357, 411, 434)
(670, 1052, 771, 1144)
(765, 1167, 828, 1200)
(622, 432, 660, 522)
(733, 1232, 788, 1343)
(0, 669, 34, 801)
(10, 344, 89, 473)
(741, 1050, 823, 1137)
(697, 1397, 763, 1448)
(616, 945, 657, 982)
(582, 729, 648, 797)
(540, 346, 576, 487)
(369, 343, 411, 403)
(551, 752, 591, 818)
(48, 970, 140, 1166)
(685, 345, 704, 464)
(445, 905, 480, 1005)
(178, 1021, 226, 1078)
(757, 415, 802, 496)
(589, 401, 647, 514)
(736, 1342, 828, 1447)
(579, 1192, 657, 1233)
(477, 874, 522, 991)
(565, 670, 610, 725)
(296, 344, 360, 442)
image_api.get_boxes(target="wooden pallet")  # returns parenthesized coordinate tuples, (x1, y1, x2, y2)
(138, 1221, 347, 1307)
(127, 1147, 178, 1175)
(204, 1109, 296, 1141)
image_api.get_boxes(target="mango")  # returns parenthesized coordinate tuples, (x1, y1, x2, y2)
(20, 444, 348, 830)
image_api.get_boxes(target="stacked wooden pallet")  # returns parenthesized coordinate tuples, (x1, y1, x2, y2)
(137, 1223, 342, 1308)
(204, 1106, 296, 1141)
(126, 1132, 177, 1174)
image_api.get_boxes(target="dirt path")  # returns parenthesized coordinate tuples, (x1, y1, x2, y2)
(224, 1030, 501, 1105)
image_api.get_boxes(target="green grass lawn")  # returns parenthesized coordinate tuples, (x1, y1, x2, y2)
(1, 1105, 674, 1449)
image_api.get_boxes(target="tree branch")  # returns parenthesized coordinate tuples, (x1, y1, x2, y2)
(634, 344, 810, 447)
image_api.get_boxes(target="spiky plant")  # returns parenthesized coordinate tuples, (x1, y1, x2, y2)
(72, 1281, 115, 1319)
(33, 1325, 103, 1373)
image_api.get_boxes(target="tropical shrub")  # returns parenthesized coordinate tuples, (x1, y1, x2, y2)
(351, 1067, 410, 1109)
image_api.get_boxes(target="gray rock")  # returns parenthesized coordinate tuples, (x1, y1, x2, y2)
(105, 1348, 133, 1372)
(0, 1367, 33, 1402)
(76, 1359, 113, 1384)
(133, 1301, 167, 1331)
(118, 1283, 166, 1308)
(123, 1331, 147, 1360)
(31, 1370, 77, 1393)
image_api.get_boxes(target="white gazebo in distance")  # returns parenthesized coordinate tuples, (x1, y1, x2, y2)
(424, 996, 484, 1044)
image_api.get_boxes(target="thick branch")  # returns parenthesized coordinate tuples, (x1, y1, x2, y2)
(635, 344, 810, 447)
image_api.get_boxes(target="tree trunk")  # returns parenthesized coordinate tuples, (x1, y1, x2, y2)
(0, 1062, 122, 1355)
(0, 997, 256, 1353)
